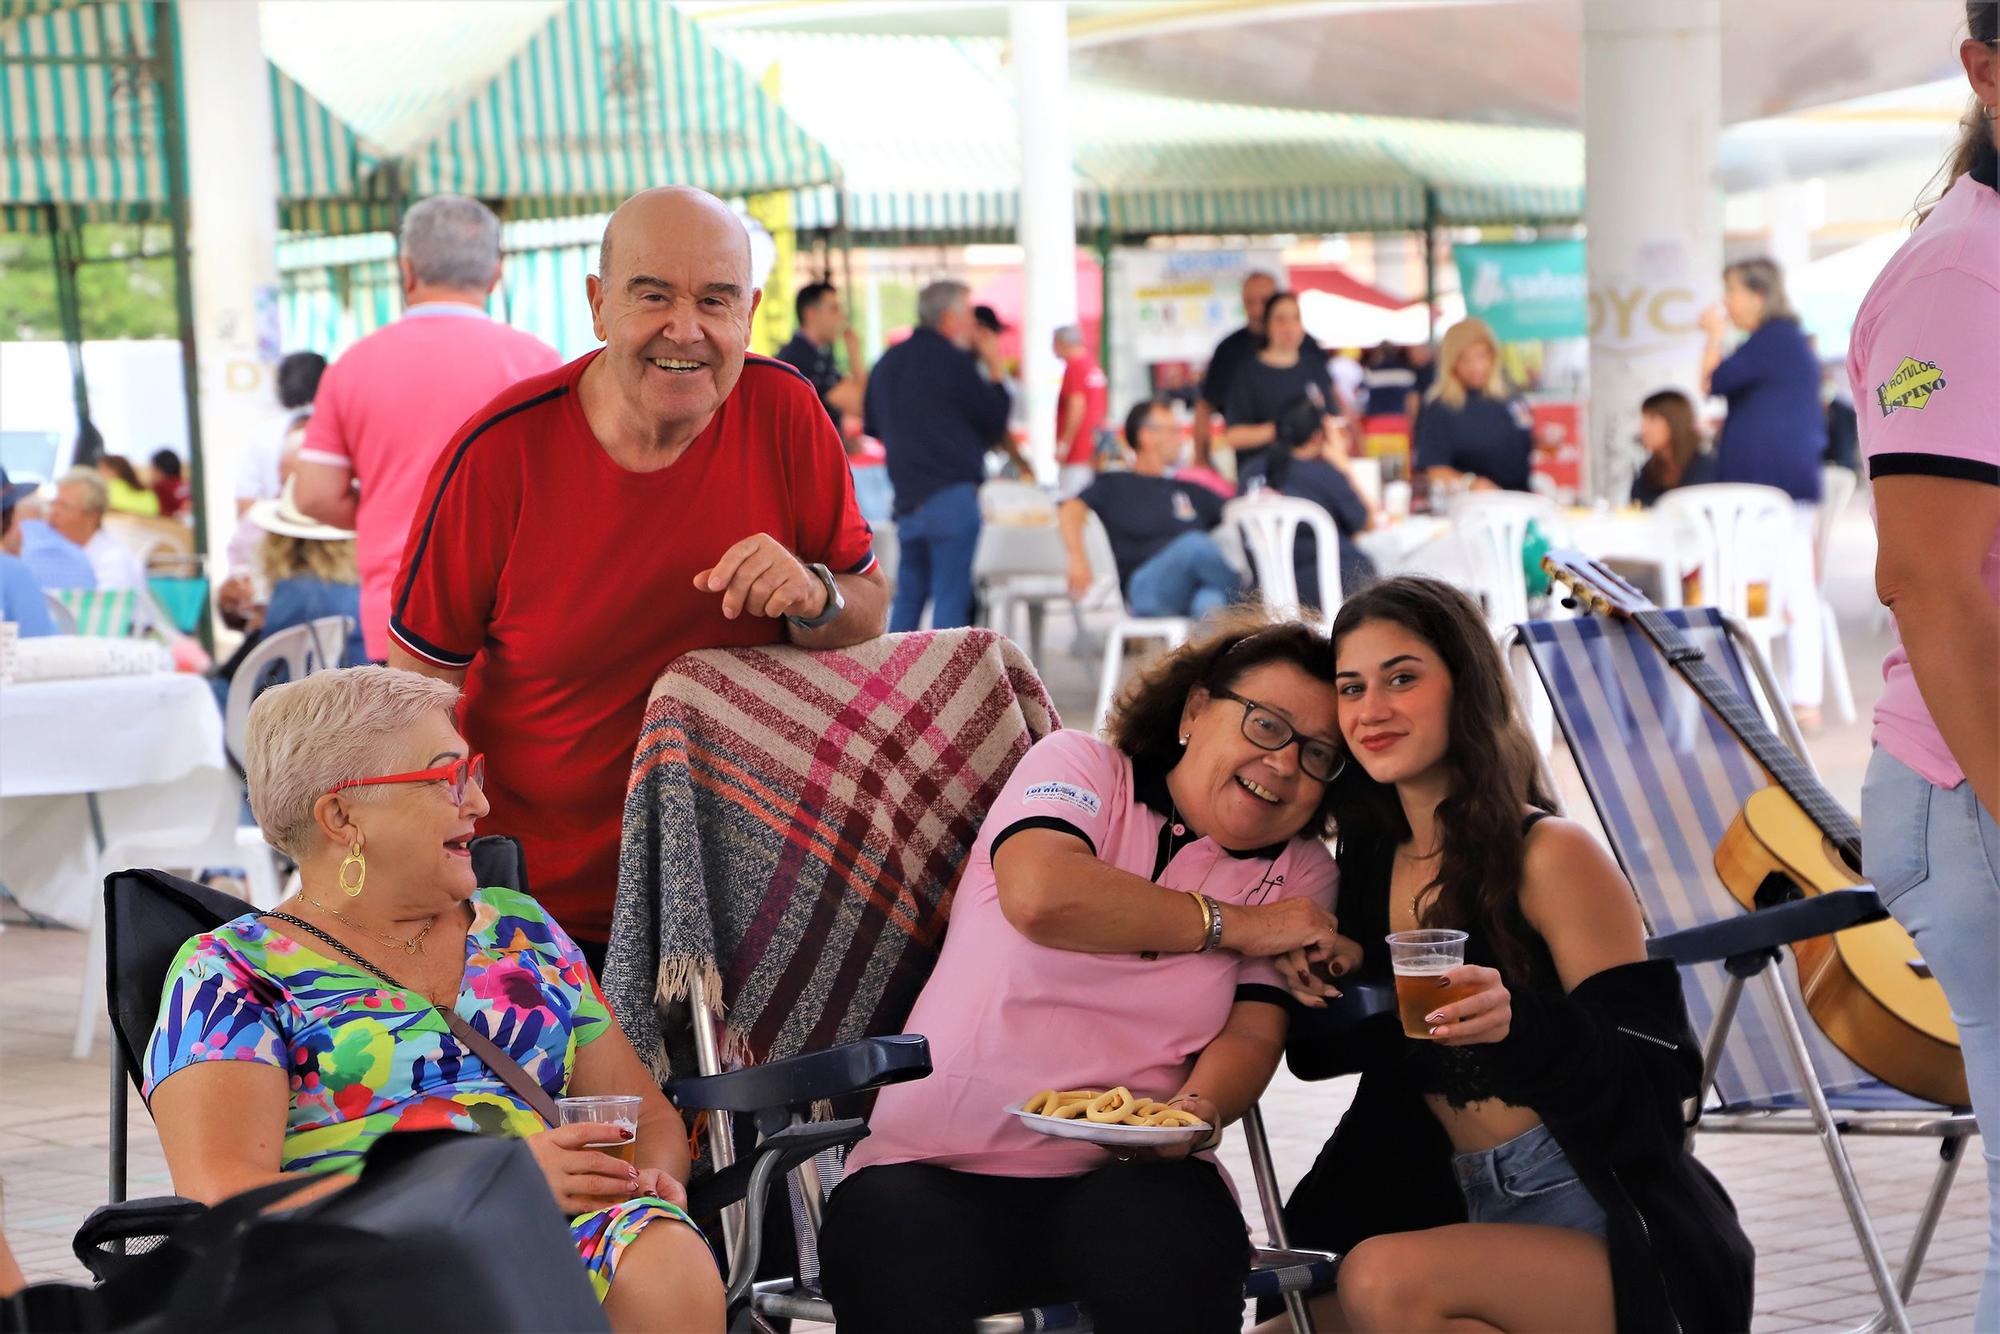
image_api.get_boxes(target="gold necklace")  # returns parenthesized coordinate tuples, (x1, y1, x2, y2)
(300, 891, 437, 956)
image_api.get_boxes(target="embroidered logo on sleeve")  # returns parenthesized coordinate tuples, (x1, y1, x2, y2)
(1877, 357, 1947, 416)
(1022, 781, 1103, 816)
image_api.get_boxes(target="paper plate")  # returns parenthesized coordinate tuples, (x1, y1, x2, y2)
(1005, 1103, 1211, 1149)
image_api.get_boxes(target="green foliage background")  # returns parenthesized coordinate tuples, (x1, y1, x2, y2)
(0, 225, 177, 342)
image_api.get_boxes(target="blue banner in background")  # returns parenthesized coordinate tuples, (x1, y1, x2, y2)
(1454, 240, 1587, 343)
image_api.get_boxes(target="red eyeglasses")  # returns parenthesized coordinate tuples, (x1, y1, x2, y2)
(327, 754, 486, 807)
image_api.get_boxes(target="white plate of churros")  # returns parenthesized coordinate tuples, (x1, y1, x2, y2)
(1006, 1086, 1211, 1149)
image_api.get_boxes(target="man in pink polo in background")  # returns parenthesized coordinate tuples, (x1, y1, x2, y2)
(294, 195, 561, 660)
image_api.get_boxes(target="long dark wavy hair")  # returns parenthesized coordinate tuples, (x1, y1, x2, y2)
(1326, 577, 1558, 983)
(1107, 606, 1342, 841)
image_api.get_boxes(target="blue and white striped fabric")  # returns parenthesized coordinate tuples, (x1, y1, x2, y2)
(1517, 611, 1870, 1109)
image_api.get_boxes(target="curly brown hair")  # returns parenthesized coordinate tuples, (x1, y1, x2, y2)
(1326, 577, 1558, 984)
(1105, 605, 1343, 840)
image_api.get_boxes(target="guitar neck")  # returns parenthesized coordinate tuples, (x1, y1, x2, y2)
(1637, 611, 1863, 863)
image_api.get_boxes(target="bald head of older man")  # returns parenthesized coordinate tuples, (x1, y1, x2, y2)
(582, 186, 762, 466)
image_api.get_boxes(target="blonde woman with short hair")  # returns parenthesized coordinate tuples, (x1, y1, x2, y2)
(145, 666, 725, 1333)
(1411, 318, 1535, 493)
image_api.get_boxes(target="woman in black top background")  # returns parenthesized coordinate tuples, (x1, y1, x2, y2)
(1258, 577, 1752, 1334)
(1411, 318, 1535, 493)
(1222, 292, 1338, 482)
(1629, 388, 1719, 507)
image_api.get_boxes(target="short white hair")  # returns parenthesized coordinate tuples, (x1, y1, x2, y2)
(58, 467, 108, 515)
(400, 195, 502, 291)
(246, 667, 461, 859)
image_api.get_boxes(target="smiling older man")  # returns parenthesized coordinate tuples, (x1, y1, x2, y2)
(388, 187, 887, 945)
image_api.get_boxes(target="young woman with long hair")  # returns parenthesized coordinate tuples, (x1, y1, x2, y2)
(1630, 388, 1716, 506)
(1266, 577, 1753, 1334)
(1852, 4, 2000, 1324)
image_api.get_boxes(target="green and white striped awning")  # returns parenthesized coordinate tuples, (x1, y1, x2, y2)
(1, 0, 391, 233)
(0, 0, 166, 230)
(714, 32, 1581, 243)
(265, 0, 836, 225)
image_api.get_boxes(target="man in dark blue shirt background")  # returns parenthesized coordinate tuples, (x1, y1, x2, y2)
(776, 281, 867, 433)
(864, 279, 1012, 631)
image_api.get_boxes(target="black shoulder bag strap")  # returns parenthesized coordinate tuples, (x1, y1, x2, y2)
(261, 911, 563, 1125)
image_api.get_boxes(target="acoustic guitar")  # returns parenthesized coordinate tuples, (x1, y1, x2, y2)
(1543, 549, 1967, 1107)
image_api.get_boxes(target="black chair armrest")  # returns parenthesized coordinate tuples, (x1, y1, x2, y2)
(1647, 888, 1886, 969)
(684, 1118, 868, 1220)
(665, 1035, 930, 1114)
(71, 1195, 207, 1282)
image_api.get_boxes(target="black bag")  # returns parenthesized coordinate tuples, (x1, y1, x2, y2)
(4, 1131, 607, 1334)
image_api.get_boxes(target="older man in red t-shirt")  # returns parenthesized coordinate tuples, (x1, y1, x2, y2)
(388, 187, 889, 944)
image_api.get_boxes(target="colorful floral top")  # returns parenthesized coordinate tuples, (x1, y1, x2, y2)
(143, 885, 701, 1301)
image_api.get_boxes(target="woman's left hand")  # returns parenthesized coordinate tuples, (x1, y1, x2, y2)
(1425, 964, 1512, 1045)
(633, 1166, 688, 1209)
(1698, 303, 1729, 338)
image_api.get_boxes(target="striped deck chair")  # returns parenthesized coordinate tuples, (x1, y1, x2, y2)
(603, 628, 1338, 1332)
(54, 587, 139, 637)
(1509, 573, 1977, 1334)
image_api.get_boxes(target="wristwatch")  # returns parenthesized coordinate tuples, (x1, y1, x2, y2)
(784, 562, 844, 632)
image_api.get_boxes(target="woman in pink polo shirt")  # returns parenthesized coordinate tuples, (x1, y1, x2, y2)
(1852, 6, 2000, 1324)
(818, 614, 1357, 1333)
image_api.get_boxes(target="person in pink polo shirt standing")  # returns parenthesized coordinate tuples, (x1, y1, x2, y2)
(294, 196, 561, 661)
(1852, 6, 2000, 1324)
(818, 614, 1360, 1334)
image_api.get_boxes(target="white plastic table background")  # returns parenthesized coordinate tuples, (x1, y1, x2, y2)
(0, 673, 227, 928)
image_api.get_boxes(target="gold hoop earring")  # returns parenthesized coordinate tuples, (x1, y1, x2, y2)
(338, 841, 367, 898)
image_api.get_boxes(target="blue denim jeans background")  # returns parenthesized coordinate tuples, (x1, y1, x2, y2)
(1863, 747, 2000, 1331)
(1126, 531, 1241, 621)
(889, 482, 981, 633)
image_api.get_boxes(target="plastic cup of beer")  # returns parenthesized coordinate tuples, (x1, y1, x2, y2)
(1387, 929, 1468, 1039)
(556, 1094, 642, 1164)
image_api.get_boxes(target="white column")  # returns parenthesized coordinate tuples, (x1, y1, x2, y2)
(1010, 0, 1077, 484)
(1582, 0, 1722, 503)
(179, 0, 283, 572)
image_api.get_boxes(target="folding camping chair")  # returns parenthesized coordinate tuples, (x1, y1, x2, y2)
(604, 628, 1338, 1331)
(1509, 604, 1977, 1334)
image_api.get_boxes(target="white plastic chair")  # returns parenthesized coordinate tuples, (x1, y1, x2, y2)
(1446, 491, 1557, 633)
(1223, 494, 1343, 619)
(1812, 464, 1859, 724)
(222, 617, 354, 772)
(1656, 484, 1797, 715)
(1082, 511, 1192, 732)
(1450, 492, 1559, 753)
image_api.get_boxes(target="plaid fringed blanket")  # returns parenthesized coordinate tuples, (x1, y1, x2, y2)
(602, 628, 1059, 1082)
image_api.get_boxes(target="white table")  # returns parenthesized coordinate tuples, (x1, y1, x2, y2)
(0, 672, 227, 928)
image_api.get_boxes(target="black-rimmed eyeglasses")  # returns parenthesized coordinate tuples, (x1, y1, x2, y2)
(1209, 689, 1343, 783)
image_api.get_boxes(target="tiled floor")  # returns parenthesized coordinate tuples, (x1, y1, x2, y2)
(2, 502, 1990, 1330)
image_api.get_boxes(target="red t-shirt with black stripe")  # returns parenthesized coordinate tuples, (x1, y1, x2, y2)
(391, 350, 876, 939)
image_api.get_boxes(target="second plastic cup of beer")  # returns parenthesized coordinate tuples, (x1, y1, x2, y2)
(556, 1094, 643, 1164)
(1387, 929, 1469, 1039)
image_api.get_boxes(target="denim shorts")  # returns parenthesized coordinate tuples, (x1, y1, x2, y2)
(1452, 1122, 1609, 1237)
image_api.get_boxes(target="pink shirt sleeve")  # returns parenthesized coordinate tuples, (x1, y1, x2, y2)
(1234, 837, 1338, 995)
(1855, 268, 2000, 480)
(296, 364, 354, 470)
(983, 729, 1123, 859)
